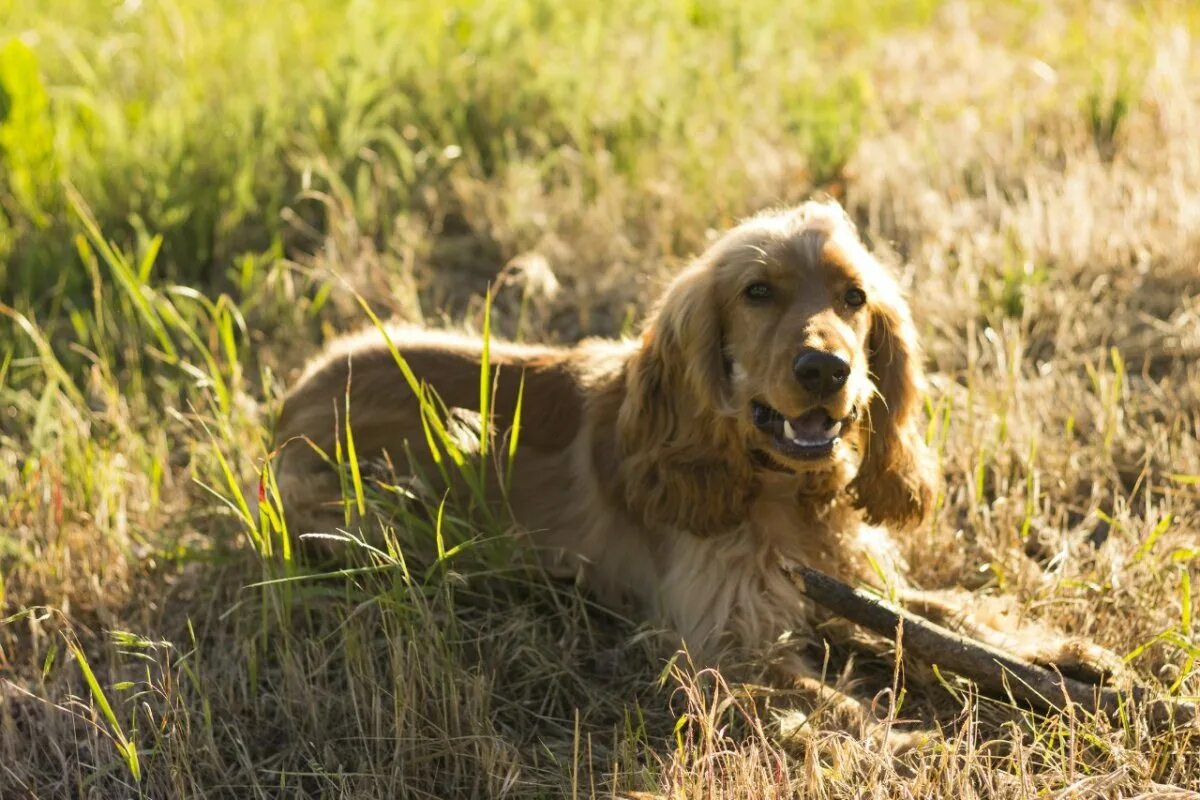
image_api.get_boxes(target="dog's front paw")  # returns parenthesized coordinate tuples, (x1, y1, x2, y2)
(871, 723, 942, 757)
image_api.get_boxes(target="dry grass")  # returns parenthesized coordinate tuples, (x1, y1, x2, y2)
(2, 0, 1200, 797)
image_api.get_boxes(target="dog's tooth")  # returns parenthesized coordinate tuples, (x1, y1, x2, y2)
(782, 419, 796, 440)
(829, 422, 842, 437)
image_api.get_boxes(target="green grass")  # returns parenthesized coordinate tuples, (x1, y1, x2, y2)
(3, 0, 1200, 797)
(0, 0, 934, 311)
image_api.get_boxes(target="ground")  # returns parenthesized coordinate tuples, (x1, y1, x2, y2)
(2, 0, 1199, 797)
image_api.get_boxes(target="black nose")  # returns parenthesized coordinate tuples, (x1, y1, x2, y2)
(793, 351, 850, 398)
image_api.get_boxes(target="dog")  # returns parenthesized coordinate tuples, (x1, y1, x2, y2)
(272, 201, 1122, 741)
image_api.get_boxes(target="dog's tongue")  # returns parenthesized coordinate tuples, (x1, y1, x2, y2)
(782, 409, 842, 445)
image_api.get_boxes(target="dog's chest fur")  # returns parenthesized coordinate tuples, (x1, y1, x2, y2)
(528, 445, 904, 661)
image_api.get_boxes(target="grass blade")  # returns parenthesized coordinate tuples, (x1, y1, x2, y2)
(505, 370, 526, 495)
(344, 364, 367, 519)
(479, 286, 492, 461)
(67, 637, 140, 783)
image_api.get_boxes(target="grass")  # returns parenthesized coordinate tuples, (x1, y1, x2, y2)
(2, 0, 1200, 796)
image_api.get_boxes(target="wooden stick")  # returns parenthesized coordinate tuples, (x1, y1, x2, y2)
(784, 563, 1194, 728)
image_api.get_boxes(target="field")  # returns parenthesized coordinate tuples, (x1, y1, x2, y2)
(2, 0, 1200, 796)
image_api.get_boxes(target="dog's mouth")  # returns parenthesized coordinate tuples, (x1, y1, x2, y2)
(751, 400, 856, 461)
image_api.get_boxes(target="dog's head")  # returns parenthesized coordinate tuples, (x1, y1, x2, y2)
(618, 201, 936, 535)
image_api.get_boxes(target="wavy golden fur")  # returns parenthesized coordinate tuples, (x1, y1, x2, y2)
(273, 201, 1122, 742)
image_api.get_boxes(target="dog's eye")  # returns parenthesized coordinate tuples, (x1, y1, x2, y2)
(844, 287, 867, 309)
(743, 282, 774, 302)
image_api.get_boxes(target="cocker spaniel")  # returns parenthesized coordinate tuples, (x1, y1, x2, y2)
(272, 201, 1121, 740)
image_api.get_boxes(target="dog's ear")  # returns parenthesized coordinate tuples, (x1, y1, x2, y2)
(616, 261, 754, 536)
(848, 277, 937, 529)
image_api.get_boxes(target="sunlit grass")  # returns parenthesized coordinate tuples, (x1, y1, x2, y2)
(1, 0, 1199, 796)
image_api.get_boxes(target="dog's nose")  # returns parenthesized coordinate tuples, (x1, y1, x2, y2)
(793, 351, 850, 398)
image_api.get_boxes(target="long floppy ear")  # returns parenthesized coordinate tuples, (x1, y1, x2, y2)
(848, 281, 937, 529)
(615, 261, 755, 535)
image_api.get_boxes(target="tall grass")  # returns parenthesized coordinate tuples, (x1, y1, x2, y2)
(2, 0, 1200, 796)
(0, 0, 933, 313)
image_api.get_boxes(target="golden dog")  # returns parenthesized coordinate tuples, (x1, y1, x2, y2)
(273, 201, 1121, 740)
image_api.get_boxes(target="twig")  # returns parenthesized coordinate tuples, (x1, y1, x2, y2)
(784, 563, 1194, 728)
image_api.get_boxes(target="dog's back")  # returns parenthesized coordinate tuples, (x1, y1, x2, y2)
(272, 326, 585, 534)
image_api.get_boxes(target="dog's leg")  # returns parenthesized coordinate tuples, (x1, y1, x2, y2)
(897, 587, 1126, 683)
